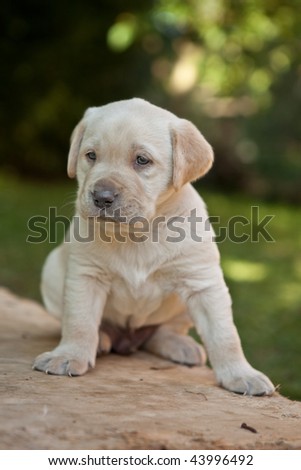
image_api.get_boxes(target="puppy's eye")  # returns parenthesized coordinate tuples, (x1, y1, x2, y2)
(86, 151, 96, 161)
(136, 155, 150, 166)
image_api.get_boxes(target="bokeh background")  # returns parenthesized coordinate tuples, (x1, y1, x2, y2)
(1, 0, 300, 399)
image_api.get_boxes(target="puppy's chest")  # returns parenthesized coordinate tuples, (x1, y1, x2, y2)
(104, 246, 171, 316)
(109, 268, 164, 315)
(98, 240, 178, 325)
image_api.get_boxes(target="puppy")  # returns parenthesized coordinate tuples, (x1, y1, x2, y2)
(34, 98, 275, 395)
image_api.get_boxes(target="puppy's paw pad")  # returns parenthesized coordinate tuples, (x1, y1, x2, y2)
(33, 351, 91, 376)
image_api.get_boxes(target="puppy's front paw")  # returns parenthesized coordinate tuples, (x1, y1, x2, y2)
(33, 346, 94, 376)
(217, 363, 275, 396)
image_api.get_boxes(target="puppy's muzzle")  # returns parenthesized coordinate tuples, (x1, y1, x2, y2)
(92, 182, 119, 210)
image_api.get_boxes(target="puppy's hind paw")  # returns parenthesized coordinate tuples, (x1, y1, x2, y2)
(144, 331, 207, 367)
(97, 330, 112, 356)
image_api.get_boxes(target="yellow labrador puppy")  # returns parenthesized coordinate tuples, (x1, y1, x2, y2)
(34, 98, 274, 395)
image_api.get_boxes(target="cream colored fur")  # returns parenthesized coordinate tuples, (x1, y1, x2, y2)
(34, 98, 274, 395)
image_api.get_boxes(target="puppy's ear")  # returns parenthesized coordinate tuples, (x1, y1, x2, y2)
(171, 119, 214, 190)
(67, 120, 85, 179)
(67, 107, 97, 178)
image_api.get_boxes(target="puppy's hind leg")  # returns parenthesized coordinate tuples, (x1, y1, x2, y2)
(142, 314, 207, 366)
(97, 330, 112, 356)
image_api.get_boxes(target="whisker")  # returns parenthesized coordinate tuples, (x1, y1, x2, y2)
(60, 200, 76, 210)
(59, 191, 77, 211)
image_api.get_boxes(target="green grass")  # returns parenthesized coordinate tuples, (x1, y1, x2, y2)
(1, 173, 300, 400)
(0, 173, 76, 300)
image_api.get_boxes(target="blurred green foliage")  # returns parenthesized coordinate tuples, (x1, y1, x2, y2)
(1, 0, 301, 199)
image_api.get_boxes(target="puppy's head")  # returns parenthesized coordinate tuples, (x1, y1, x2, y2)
(68, 98, 213, 222)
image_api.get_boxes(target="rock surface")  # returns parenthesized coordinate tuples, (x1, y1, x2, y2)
(0, 287, 300, 450)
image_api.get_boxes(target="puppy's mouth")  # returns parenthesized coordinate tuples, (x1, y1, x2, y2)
(83, 202, 146, 224)
(96, 207, 128, 224)
(78, 190, 153, 223)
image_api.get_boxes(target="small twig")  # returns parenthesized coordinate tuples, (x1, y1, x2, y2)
(241, 422, 258, 434)
(150, 365, 175, 370)
(185, 390, 208, 400)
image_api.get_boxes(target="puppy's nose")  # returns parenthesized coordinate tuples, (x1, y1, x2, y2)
(92, 189, 118, 208)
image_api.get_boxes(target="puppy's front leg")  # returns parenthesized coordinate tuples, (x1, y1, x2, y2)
(34, 273, 107, 376)
(187, 270, 275, 395)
